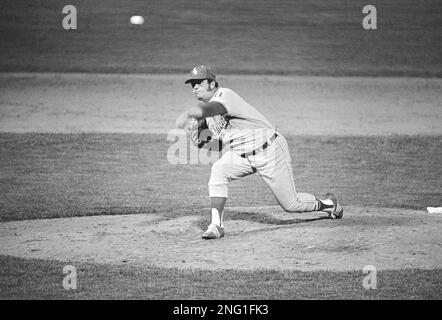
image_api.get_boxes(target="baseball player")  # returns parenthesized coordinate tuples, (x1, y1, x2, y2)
(175, 65, 343, 239)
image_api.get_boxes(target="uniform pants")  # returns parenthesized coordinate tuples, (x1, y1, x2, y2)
(208, 134, 318, 212)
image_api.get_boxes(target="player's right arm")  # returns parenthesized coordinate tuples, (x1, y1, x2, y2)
(196, 101, 227, 117)
(175, 102, 227, 129)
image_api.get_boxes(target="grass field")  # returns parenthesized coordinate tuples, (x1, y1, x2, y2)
(1, 0, 441, 76)
(1, 255, 441, 299)
(1, 133, 441, 222)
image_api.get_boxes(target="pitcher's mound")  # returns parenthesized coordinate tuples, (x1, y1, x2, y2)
(1, 206, 441, 271)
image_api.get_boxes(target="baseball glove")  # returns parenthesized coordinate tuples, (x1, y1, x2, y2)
(187, 118, 223, 151)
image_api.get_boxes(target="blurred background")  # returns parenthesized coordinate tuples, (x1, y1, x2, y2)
(1, 0, 441, 76)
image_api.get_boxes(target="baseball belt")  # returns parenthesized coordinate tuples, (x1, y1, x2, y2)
(240, 132, 279, 158)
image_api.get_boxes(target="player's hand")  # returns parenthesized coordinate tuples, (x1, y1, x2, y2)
(175, 111, 189, 129)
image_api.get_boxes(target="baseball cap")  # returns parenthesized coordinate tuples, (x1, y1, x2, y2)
(184, 65, 216, 84)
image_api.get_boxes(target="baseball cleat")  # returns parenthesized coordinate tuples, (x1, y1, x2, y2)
(324, 192, 344, 219)
(201, 223, 224, 240)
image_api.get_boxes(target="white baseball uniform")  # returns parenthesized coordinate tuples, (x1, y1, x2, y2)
(205, 87, 318, 212)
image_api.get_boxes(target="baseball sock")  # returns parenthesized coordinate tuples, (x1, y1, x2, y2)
(317, 199, 334, 211)
(210, 197, 226, 227)
(211, 208, 223, 227)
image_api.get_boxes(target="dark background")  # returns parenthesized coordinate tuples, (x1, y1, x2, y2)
(1, 0, 441, 76)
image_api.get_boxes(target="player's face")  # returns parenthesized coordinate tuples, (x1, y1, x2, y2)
(190, 79, 215, 101)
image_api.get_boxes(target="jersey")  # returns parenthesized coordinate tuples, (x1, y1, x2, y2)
(205, 87, 275, 154)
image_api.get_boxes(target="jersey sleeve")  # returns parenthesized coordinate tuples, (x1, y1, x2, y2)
(210, 88, 241, 117)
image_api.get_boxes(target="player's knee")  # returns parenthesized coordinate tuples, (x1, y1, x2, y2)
(208, 183, 228, 198)
(209, 162, 230, 185)
(208, 163, 231, 198)
(208, 175, 229, 190)
(208, 174, 228, 198)
(280, 199, 304, 213)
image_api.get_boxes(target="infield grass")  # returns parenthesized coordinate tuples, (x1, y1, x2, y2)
(1, 133, 441, 222)
(0, 255, 440, 299)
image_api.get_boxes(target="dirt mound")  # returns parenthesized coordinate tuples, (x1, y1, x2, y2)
(0, 206, 441, 271)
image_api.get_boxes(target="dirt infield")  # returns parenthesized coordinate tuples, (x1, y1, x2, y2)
(1, 73, 441, 136)
(1, 206, 440, 271)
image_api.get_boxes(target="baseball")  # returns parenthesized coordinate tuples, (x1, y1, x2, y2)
(130, 15, 144, 25)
